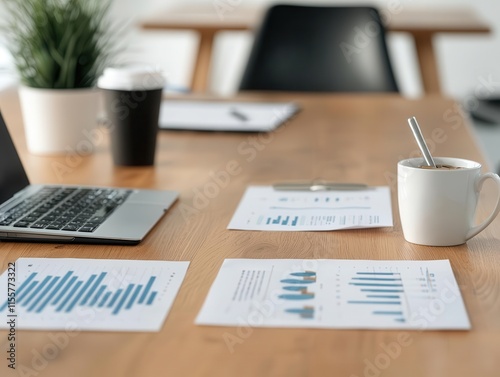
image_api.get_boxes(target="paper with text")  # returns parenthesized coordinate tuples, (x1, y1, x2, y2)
(0, 258, 189, 332)
(196, 259, 470, 330)
(228, 186, 393, 231)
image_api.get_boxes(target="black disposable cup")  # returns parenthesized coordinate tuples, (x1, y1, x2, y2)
(101, 88, 162, 166)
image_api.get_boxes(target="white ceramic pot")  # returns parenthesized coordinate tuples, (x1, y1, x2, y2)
(18, 86, 100, 155)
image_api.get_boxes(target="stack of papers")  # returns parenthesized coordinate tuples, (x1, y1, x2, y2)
(159, 100, 299, 132)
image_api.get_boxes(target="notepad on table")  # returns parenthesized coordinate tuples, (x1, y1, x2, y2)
(159, 100, 299, 132)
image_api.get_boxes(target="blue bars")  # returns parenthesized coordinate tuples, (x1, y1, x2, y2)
(28, 276, 60, 312)
(266, 216, 299, 226)
(112, 284, 135, 315)
(23, 276, 52, 306)
(0, 272, 38, 311)
(80, 272, 107, 305)
(16, 272, 38, 295)
(1, 267, 160, 315)
(284, 307, 314, 319)
(280, 279, 315, 284)
(125, 285, 143, 310)
(278, 294, 314, 300)
(107, 289, 123, 308)
(283, 286, 308, 291)
(65, 275, 98, 312)
(291, 272, 316, 277)
(352, 277, 402, 281)
(139, 277, 156, 304)
(17, 281, 39, 305)
(373, 311, 403, 316)
(53, 276, 78, 305)
(56, 281, 83, 312)
(146, 291, 158, 305)
(346, 270, 409, 323)
(366, 295, 400, 299)
(89, 285, 107, 307)
(41, 271, 73, 308)
(98, 292, 112, 308)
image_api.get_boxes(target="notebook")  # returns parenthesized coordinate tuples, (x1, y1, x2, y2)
(159, 100, 299, 132)
(0, 111, 178, 245)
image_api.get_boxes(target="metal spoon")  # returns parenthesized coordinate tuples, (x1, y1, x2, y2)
(407, 116, 437, 168)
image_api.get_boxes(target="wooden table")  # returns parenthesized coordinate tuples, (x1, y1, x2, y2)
(141, 5, 491, 95)
(1, 89, 500, 377)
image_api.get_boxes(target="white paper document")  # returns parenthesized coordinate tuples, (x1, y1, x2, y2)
(228, 186, 393, 231)
(196, 259, 470, 330)
(0, 258, 189, 332)
(159, 100, 299, 132)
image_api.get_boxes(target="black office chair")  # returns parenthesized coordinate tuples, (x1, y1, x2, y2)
(239, 5, 399, 93)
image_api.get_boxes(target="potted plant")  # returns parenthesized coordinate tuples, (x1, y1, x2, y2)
(3, 0, 117, 155)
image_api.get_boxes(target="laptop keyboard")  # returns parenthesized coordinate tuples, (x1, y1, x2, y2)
(0, 187, 131, 232)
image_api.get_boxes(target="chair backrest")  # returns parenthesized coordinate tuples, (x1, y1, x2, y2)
(239, 5, 399, 93)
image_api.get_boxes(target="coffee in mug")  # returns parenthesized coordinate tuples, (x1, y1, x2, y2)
(398, 157, 500, 246)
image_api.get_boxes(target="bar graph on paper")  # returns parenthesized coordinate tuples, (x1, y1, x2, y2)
(276, 264, 447, 326)
(227, 186, 393, 231)
(337, 265, 441, 326)
(0, 258, 189, 332)
(196, 259, 470, 330)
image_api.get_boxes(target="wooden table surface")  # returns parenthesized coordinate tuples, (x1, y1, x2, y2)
(141, 5, 491, 95)
(1, 89, 500, 377)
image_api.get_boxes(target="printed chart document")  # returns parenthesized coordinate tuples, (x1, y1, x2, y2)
(228, 186, 393, 231)
(196, 259, 470, 330)
(0, 258, 189, 332)
(159, 100, 299, 132)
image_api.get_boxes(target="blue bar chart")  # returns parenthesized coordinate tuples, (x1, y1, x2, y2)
(0, 258, 190, 332)
(196, 259, 470, 330)
(340, 266, 443, 326)
(346, 271, 406, 323)
(228, 186, 394, 231)
(280, 271, 316, 319)
(265, 215, 300, 227)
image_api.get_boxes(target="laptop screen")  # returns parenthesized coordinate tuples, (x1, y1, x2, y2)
(0, 111, 30, 205)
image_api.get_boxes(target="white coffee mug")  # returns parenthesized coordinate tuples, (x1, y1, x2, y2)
(398, 157, 500, 246)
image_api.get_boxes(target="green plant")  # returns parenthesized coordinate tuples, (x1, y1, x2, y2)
(4, 0, 117, 89)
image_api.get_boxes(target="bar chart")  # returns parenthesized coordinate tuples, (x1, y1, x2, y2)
(280, 271, 316, 319)
(227, 186, 393, 231)
(338, 264, 443, 326)
(196, 259, 470, 330)
(0, 258, 190, 332)
(346, 271, 407, 323)
(265, 215, 300, 227)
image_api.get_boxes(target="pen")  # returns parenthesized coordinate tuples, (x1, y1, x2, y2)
(273, 182, 369, 191)
(229, 108, 249, 122)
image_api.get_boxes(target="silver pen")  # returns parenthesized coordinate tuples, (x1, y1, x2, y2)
(273, 182, 369, 191)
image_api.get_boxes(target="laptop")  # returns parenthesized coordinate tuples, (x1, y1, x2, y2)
(0, 111, 178, 245)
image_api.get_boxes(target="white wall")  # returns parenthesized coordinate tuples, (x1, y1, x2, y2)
(2, 0, 500, 99)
